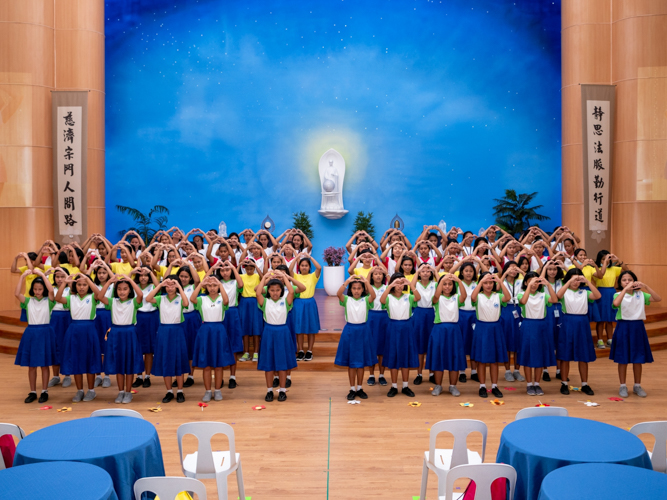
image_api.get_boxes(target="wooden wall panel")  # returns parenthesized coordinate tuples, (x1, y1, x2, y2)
(624, 264, 667, 304)
(561, 25, 611, 88)
(562, 0, 611, 28)
(0, 208, 54, 263)
(612, 0, 667, 21)
(55, 0, 104, 33)
(561, 203, 585, 238)
(87, 148, 105, 209)
(611, 202, 667, 264)
(562, 144, 584, 204)
(612, 15, 667, 83)
(561, 85, 583, 147)
(612, 141, 637, 203)
(0, 0, 54, 26)
(87, 89, 105, 151)
(55, 31, 105, 92)
(0, 85, 52, 147)
(0, 24, 54, 87)
(614, 79, 638, 142)
(0, 269, 19, 312)
(0, 146, 53, 207)
(87, 207, 106, 236)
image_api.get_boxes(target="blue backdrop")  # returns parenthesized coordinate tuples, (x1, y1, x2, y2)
(105, 0, 562, 269)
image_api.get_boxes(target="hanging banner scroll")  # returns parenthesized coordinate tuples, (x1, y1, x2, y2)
(581, 84, 615, 251)
(52, 91, 88, 241)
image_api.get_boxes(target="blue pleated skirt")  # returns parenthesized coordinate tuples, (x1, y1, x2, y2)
(292, 297, 321, 334)
(104, 325, 144, 375)
(425, 322, 467, 372)
(609, 320, 654, 364)
(152, 324, 190, 377)
(15, 324, 57, 367)
(546, 303, 562, 345)
(94, 308, 112, 348)
(382, 319, 419, 369)
(257, 323, 298, 372)
(582, 286, 601, 322)
(368, 310, 390, 358)
(182, 311, 202, 361)
(287, 310, 297, 351)
(223, 306, 244, 353)
(458, 309, 476, 356)
(193, 322, 237, 368)
(597, 287, 617, 323)
(470, 321, 508, 364)
(334, 323, 376, 368)
(500, 304, 521, 352)
(557, 314, 596, 362)
(135, 310, 159, 355)
(61, 320, 102, 375)
(50, 310, 71, 364)
(411, 307, 435, 354)
(517, 318, 557, 368)
(238, 296, 264, 337)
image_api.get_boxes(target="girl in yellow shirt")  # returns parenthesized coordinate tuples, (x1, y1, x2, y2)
(289, 254, 322, 361)
(594, 250, 629, 349)
(238, 258, 264, 362)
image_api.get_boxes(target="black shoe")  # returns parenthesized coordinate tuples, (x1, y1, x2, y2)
(402, 386, 415, 397)
(132, 377, 143, 388)
(347, 390, 357, 401)
(429, 373, 436, 384)
(162, 392, 174, 403)
(272, 377, 280, 388)
(38, 392, 49, 403)
(542, 372, 551, 382)
(296, 350, 305, 361)
(560, 384, 570, 395)
(304, 351, 313, 361)
(379, 376, 388, 386)
(142, 376, 151, 388)
(172, 379, 178, 388)
(265, 391, 274, 402)
(387, 387, 398, 397)
(24, 392, 37, 404)
(285, 378, 292, 388)
(479, 387, 488, 398)
(176, 392, 185, 403)
(491, 387, 504, 398)
(459, 373, 467, 383)
(183, 376, 194, 388)
(278, 391, 287, 402)
(471, 373, 480, 382)
(555, 372, 562, 380)
(413, 374, 423, 385)
(356, 389, 368, 399)
(228, 378, 237, 389)
(581, 385, 595, 396)
(367, 376, 376, 386)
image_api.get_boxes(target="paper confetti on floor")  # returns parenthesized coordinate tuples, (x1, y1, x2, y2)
(347, 400, 360, 405)
(38, 405, 52, 410)
(252, 405, 266, 410)
(490, 399, 505, 406)
(579, 400, 600, 407)
(198, 402, 208, 411)
(608, 397, 624, 402)
(148, 406, 162, 413)
(459, 402, 474, 408)
(569, 386, 582, 391)
(503, 387, 517, 391)
(408, 402, 421, 407)
(57, 407, 72, 412)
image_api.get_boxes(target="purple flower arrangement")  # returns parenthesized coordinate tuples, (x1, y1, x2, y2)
(323, 246, 345, 267)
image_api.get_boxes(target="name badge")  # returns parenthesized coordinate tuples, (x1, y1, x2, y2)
(554, 310, 560, 318)
(512, 310, 519, 319)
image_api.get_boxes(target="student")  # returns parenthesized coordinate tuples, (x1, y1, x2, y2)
(288, 229, 313, 255)
(427, 273, 467, 397)
(569, 248, 601, 324)
(55, 274, 103, 402)
(499, 261, 524, 383)
(541, 261, 566, 380)
(470, 272, 511, 398)
(411, 263, 438, 385)
(348, 251, 379, 279)
(47, 267, 72, 388)
(218, 261, 244, 388)
(256, 271, 297, 402)
(517, 272, 558, 396)
(610, 271, 661, 398)
(190, 276, 235, 403)
(14, 269, 57, 403)
(238, 258, 264, 362)
(379, 273, 421, 398)
(145, 277, 191, 403)
(91, 260, 114, 389)
(176, 265, 200, 387)
(395, 252, 417, 284)
(335, 276, 377, 400)
(594, 251, 629, 349)
(290, 254, 322, 361)
(11, 252, 47, 323)
(556, 268, 602, 396)
(454, 261, 478, 383)
(96, 276, 145, 404)
(108, 241, 137, 277)
(366, 266, 389, 386)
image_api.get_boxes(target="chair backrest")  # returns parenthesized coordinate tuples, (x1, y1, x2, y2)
(515, 407, 568, 420)
(428, 419, 487, 467)
(630, 421, 667, 473)
(444, 464, 517, 500)
(134, 477, 207, 500)
(90, 409, 144, 419)
(177, 422, 237, 475)
(0, 423, 26, 470)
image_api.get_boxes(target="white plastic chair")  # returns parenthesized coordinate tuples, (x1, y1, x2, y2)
(134, 476, 207, 500)
(177, 422, 245, 500)
(90, 409, 144, 419)
(514, 406, 568, 420)
(0, 423, 26, 470)
(630, 421, 667, 473)
(441, 463, 516, 500)
(420, 419, 487, 500)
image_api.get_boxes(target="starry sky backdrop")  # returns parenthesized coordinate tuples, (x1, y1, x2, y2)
(105, 0, 562, 266)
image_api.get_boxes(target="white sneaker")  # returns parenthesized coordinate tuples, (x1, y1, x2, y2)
(72, 390, 84, 403)
(449, 385, 461, 397)
(83, 390, 97, 402)
(62, 376, 72, 388)
(513, 370, 526, 382)
(47, 376, 61, 388)
(633, 385, 647, 398)
(102, 376, 111, 388)
(214, 390, 223, 401)
(202, 391, 212, 403)
(115, 391, 125, 404)
(94, 376, 103, 387)
(596, 339, 606, 349)
(431, 385, 443, 396)
(122, 392, 132, 404)
(607, 338, 613, 346)
(239, 353, 250, 362)
(619, 386, 629, 398)
(504, 371, 515, 382)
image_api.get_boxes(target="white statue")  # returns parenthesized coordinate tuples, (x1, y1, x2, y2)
(318, 148, 348, 219)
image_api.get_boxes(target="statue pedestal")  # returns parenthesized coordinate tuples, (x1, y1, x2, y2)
(318, 209, 348, 220)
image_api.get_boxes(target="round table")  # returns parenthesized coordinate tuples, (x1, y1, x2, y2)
(13, 417, 165, 500)
(0, 461, 118, 500)
(496, 416, 652, 500)
(538, 463, 667, 500)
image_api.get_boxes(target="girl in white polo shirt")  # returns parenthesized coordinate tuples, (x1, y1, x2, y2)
(366, 266, 389, 387)
(132, 267, 160, 389)
(47, 267, 72, 388)
(411, 263, 438, 386)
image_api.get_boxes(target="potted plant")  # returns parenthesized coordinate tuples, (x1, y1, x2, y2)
(322, 246, 346, 296)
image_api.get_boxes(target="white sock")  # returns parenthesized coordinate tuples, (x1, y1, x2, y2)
(205, 390, 211, 394)
(471, 369, 478, 375)
(379, 374, 386, 379)
(492, 384, 497, 389)
(480, 384, 486, 389)
(230, 375, 236, 380)
(460, 370, 466, 374)
(267, 387, 272, 393)
(582, 382, 588, 386)
(543, 369, 548, 373)
(356, 385, 362, 391)
(286, 375, 291, 380)
(41, 389, 47, 393)
(145, 375, 150, 378)
(137, 375, 143, 380)
(29, 391, 36, 394)
(279, 388, 286, 392)
(188, 375, 194, 380)
(556, 369, 561, 374)
(118, 390, 125, 394)
(402, 381, 408, 388)
(391, 383, 397, 388)
(274, 376, 279, 380)
(449, 385, 455, 389)
(89, 389, 96, 393)
(634, 383, 641, 389)
(351, 386, 356, 391)
(620, 384, 627, 388)
(527, 382, 533, 387)
(562, 381, 567, 386)
(177, 389, 183, 393)
(167, 389, 173, 394)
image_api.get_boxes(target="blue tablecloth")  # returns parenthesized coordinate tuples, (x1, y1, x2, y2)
(0, 461, 118, 500)
(13, 417, 165, 500)
(496, 416, 652, 500)
(538, 463, 667, 500)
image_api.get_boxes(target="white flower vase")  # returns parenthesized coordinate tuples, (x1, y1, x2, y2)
(323, 266, 345, 297)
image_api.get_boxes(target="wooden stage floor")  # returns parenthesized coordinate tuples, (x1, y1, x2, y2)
(1, 350, 666, 499)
